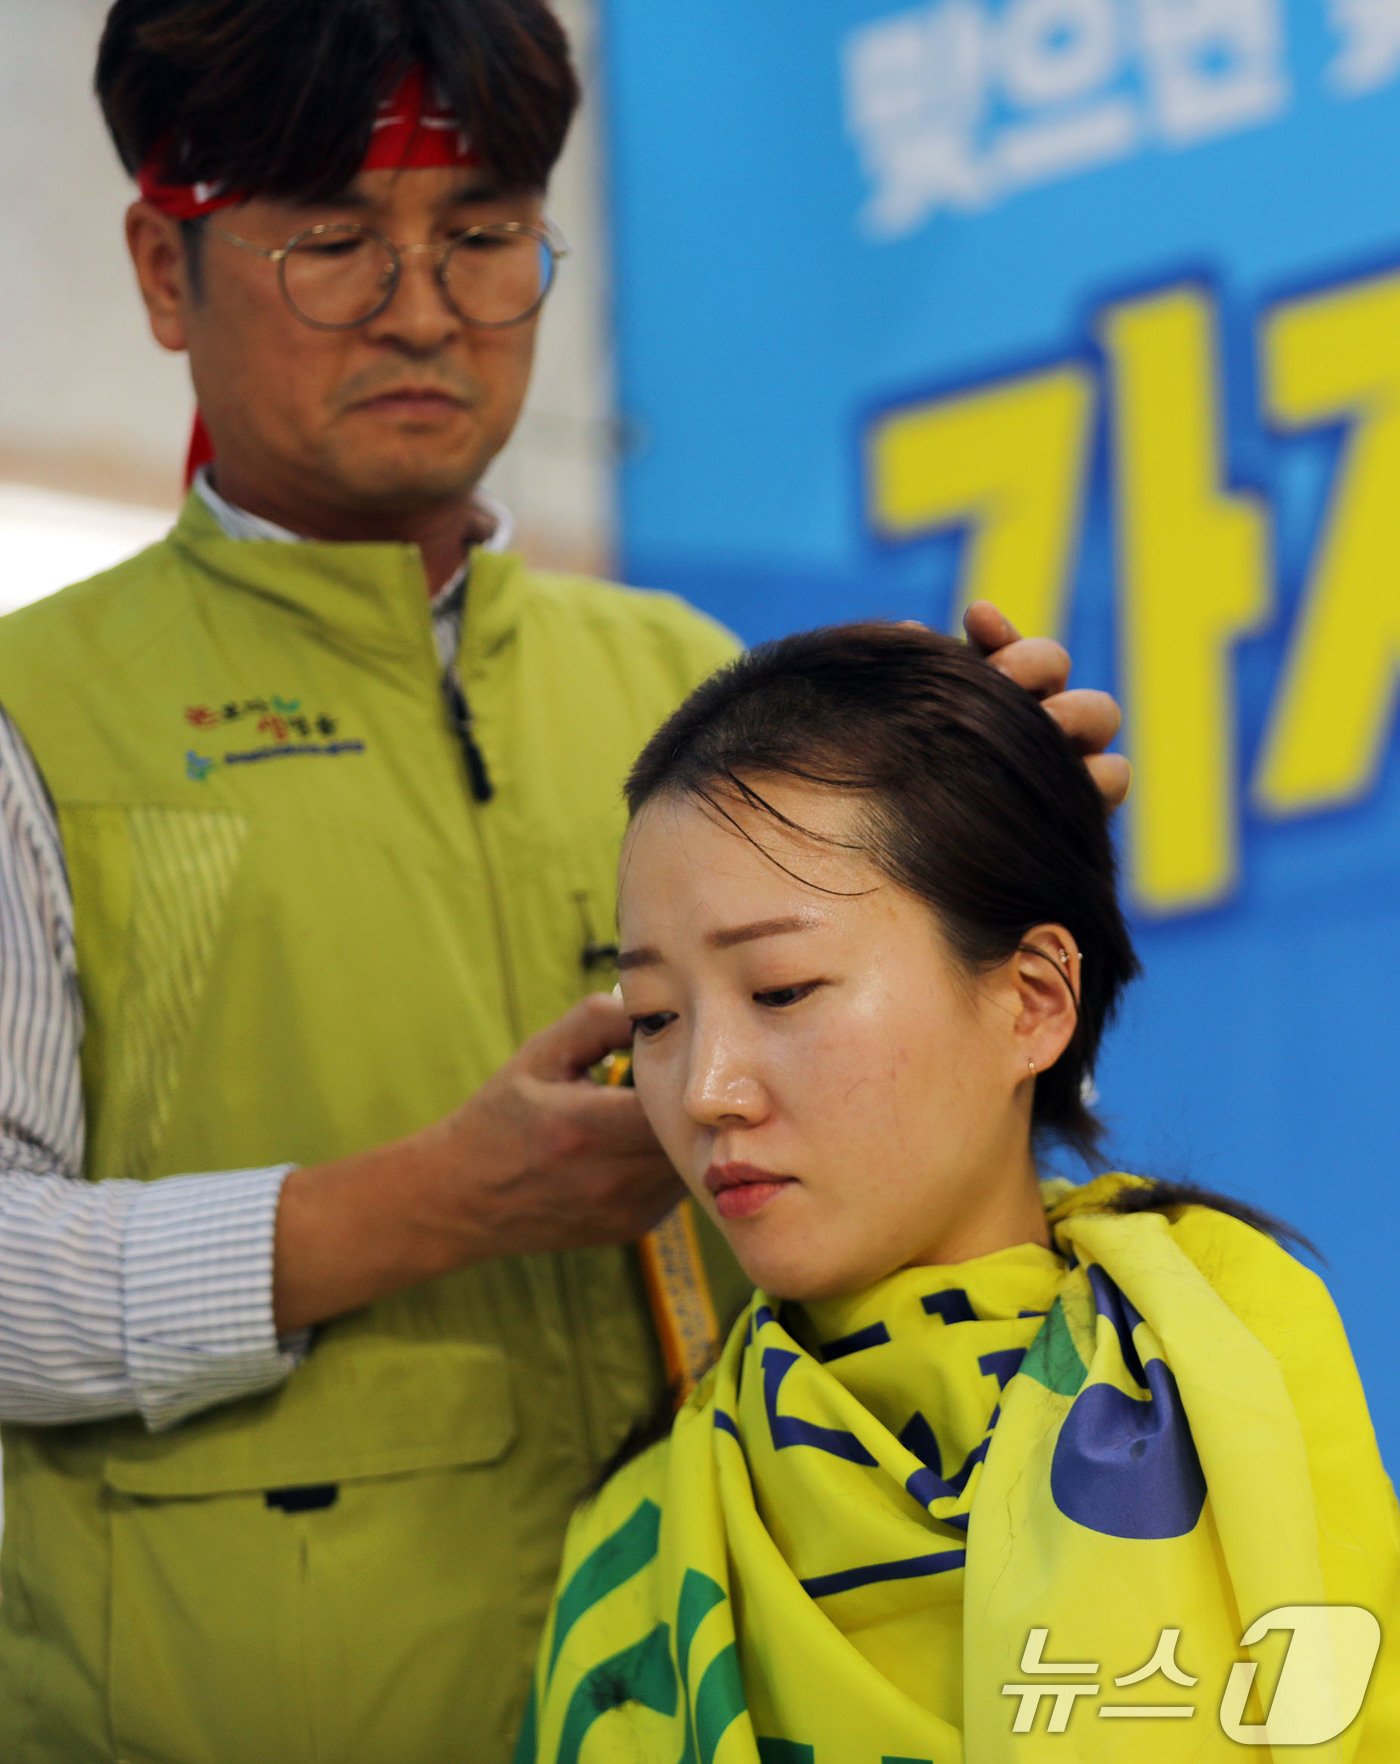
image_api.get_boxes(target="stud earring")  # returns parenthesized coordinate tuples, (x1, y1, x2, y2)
(1027, 1058, 1037, 1077)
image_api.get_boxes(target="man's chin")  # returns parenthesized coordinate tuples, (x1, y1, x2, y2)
(329, 452, 493, 514)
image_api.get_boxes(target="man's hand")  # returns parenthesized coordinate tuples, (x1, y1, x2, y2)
(273, 995, 681, 1334)
(963, 599, 1131, 809)
(429, 993, 682, 1259)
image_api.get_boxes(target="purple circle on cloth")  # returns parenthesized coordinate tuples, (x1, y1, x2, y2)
(1049, 1267, 1207, 1541)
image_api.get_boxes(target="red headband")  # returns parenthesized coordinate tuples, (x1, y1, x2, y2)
(364, 65, 478, 175)
(137, 65, 479, 221)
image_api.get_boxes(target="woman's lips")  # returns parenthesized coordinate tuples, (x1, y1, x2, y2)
(713, 1179, 795, 1221)
(704, 1164, 797, 1221)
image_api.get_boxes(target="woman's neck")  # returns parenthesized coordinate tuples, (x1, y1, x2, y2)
(908, 1155, 1052, 1270)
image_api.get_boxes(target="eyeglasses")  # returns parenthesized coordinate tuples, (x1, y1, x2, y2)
(205, 220, 570, 331)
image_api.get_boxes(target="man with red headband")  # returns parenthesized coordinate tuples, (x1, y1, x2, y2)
(0, 3, 1127, 1759)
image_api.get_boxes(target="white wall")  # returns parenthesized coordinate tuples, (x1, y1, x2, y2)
(0, 0, 614, 571)
(485, 0, 618, 572)
(0, 484, 170, 614)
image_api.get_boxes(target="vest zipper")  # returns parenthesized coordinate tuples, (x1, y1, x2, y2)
(443, 643, 595, 1464)
(440, 656, 521, 1042)
(444, 675, 494, 803)
(574, 891, 620, 973)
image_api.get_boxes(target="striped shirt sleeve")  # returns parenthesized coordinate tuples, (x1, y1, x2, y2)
(0, 706, 306, 1431)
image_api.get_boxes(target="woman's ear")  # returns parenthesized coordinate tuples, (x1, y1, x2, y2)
(1009, 924, 1081, 1078)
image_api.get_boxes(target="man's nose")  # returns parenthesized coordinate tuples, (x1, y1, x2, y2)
(681, 1022, 767, 1127)
(365, 245, 462, 349)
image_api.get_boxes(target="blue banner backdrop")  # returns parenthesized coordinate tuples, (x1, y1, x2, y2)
(601, 0, 1400, 1467)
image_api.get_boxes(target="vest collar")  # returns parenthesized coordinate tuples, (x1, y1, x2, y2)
(166, 489, 524, 667)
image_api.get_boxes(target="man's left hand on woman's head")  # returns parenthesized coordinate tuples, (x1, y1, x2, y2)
(962, 599, 1131, 809)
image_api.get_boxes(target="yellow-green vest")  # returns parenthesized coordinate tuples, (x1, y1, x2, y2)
(0, 493, 746, 1764)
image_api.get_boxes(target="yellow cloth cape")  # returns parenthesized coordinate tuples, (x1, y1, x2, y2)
(515, 1176, 1400, 1762)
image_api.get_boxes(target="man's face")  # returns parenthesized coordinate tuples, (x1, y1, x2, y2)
(135, 167, 546, 523)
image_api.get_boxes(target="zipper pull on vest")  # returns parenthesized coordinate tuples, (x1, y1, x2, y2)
(444, 674, 494, 803)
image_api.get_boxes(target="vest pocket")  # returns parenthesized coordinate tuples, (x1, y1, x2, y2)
(102, 1347, 527, 1764)
(102, 1341, 517, 1499)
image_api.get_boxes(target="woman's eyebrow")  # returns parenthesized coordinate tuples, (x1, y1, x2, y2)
(617, 914, 823, 971)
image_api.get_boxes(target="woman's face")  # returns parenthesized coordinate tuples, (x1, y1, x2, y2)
(617, 780, 1052, 1300)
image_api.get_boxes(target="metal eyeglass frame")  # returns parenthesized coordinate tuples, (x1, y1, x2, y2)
(203, 219, 571, 332)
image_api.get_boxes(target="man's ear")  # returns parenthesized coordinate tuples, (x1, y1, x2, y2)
(1009, 924, 1081, 1078)
(125, 201, 194, 354)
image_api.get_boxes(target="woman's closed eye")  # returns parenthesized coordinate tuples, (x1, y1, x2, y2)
(629, 981, 824, 1040)
(753, 981, 824, 1009)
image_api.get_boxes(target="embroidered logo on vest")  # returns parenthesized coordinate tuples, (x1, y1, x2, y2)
(183, 694, 366, 781)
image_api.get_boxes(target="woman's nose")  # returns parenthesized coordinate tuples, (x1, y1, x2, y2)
(681, 1024, 767, 1126)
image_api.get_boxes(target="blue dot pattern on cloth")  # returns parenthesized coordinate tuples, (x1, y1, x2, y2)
(1049, 1265, 1207, 1540)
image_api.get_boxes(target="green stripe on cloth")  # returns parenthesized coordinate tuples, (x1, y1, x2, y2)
(546, 1499, 661, 1687)
(555, 1626, 677, 1764)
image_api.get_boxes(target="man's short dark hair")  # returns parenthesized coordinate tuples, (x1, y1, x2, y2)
(97, 0, 580, 199)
